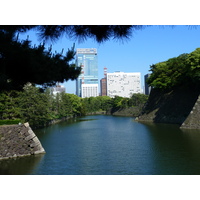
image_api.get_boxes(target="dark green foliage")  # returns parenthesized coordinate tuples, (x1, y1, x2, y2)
(186, 48, 200, 82)
(147, 49, 200, 89)
(111, 94, 148, 109)
(0, 27, 81, 90)
(0, 83, 148, 127)
(81, 94, 148, 114)
(0, 85, 83, 127)
(18, 84, 52, 127)
(82, 96, 113, 113)
(0, 90, 21, 120)
(35, 25, 142, 43)
(0, 119, 21, 125)
(128, 93, 149, 108)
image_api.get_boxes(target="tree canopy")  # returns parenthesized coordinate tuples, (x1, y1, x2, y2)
(0, 26, 82, 90)
(0, 84, 148, 127)
(1, 25, 142, 43)
(147, 48, 200, 89)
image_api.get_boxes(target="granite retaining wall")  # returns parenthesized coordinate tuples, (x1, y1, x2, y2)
(137, 85, 200, 128)
(181, 95, 200, 129)
(107, 107, 141, 117)
(0, 122, 45, 160)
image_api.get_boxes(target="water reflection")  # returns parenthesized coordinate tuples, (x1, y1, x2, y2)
(0, 154, 44, 175)
(2, 116, 200, 175)
(139, 122, 200, 174)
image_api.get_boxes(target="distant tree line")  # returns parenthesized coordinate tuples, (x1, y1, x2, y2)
(0, 84, 83, 127)
(147, 48, 200, 90)
(0, 84, 148, 128)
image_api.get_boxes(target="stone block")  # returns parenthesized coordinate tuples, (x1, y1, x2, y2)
(32, 136, 40, 143)
(30, 141, 40, 148)
(24, 122, 29, 127)
(34, 148, 45, 154)
(25, 134, 35, 141)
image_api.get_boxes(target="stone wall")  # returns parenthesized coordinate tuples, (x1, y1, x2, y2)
(137, 85, 200, 127)
(181, 95, 200, 129)
(86, 111, 107, 115)
(107, 107, 141, 117)
(0, 122, 45, 160)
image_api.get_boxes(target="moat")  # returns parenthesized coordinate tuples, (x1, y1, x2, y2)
(1, 115, 200, 175)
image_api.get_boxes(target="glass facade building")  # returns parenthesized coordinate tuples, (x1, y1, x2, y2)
(76, 48, 98, 97)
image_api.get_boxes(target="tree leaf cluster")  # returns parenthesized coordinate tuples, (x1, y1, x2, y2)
(111, 94, 148, 109)
(0, 84, 83, 127)
(81, 96, 113, 113)
(82, 94, 148, 113)
(0, 83, 148, 127)
(0, 26, 81, 91)
(147, 48, 200, 89)
(29, 25, 142, 43)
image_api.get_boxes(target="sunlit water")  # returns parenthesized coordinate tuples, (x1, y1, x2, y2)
(1, 115, 200, 175)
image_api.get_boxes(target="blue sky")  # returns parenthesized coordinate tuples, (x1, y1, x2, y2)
(19, 25, 200, 94)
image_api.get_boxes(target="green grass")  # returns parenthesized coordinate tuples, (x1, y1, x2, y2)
(0, 119, 21, 125)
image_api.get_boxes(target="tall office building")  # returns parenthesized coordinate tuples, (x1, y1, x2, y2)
(107, 72, 141, 98)
(144, 74, 151, 95)
(76, 48, 98, 98)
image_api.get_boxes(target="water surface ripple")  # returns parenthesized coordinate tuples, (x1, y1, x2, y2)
(1, 115, 200, 175)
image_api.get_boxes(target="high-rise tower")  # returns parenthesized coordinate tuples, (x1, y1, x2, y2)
(76, 48, 98, 98)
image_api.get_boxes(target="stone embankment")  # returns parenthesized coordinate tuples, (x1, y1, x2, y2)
(0, 122, 45, 160)
(86, 111, 106, 115)
(107, 107, 141, 117)
(137, 85, 200, 129)
(181, 95, 200, 129)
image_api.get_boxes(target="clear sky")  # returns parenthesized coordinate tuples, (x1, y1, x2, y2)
(18, 25, 200, 94)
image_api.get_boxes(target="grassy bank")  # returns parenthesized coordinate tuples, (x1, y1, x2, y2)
(0, 119, 21, 126)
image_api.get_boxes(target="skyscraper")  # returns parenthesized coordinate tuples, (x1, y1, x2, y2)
(76, 48, 98, 98)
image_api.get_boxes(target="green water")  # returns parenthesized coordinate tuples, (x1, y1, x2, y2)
(1, 115, 200, 175)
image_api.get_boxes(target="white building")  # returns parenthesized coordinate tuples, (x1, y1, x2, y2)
(81, 84, 98, 98)
(107, 72, 141, 98)
(51, 85, 66, 95)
